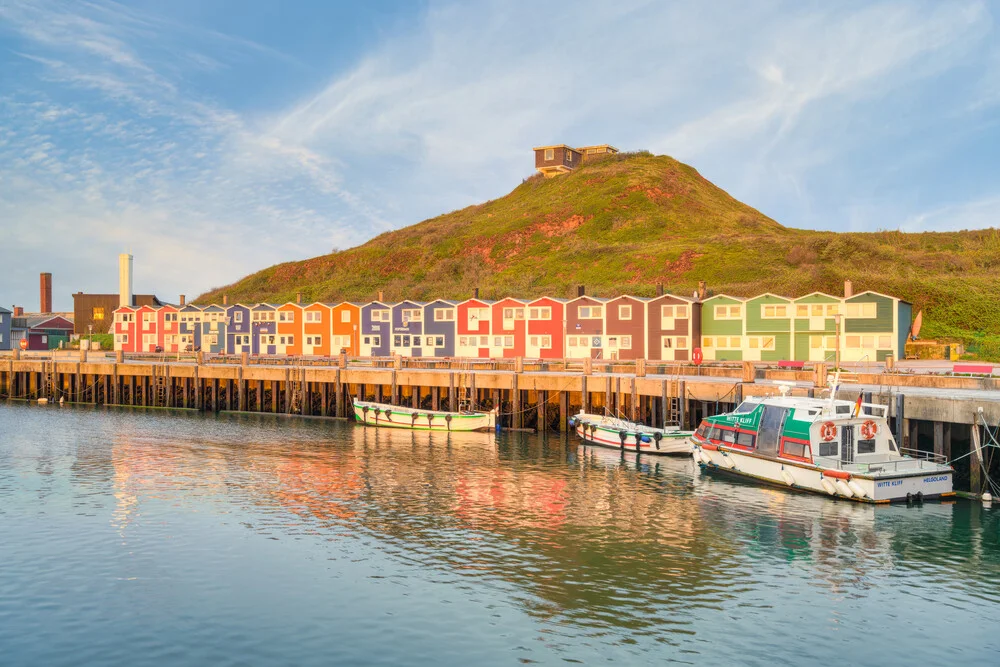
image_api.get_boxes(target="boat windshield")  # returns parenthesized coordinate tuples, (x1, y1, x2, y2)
(733, 401, 758, 414)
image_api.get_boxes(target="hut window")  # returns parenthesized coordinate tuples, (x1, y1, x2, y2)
(372, 336, 380, 346)
(313, 336, 322, 347)
(846, 302, 877, 318)
(568, 337, 577, 347)
(676, 337, 687, 348)
(662, 305, 674, 318)
(796, 305, 809, 317)
(413, 336, 421, 346)
(702, 337, 712, 348)
(493, 336, 502, 347)
(761, 304, 787, 318)
(619, 305, 632, 320)
(811, 337, 822, 349)
(541, 336, 551, 348)
(540, 307, 551, 319)
(878, 335, 892, 348)
(342, 310, 351, 322)
(663, 337, 673, 348)
(621, 336, 632, 349)
(530, 336, 538, 347)
(503, 308, 514, 319)
(234, 311, 243, 323)
(544, 148, 554, 160)
(826, 336, 837, 348)
(504, 336, 514, 347)
(434, 308, 455, 321)
(567, 151, 573, 162)
(479, 336, 488, 346)
(826, 304, 839, 316)
(434, 336, 444, 346)
(459, 337, 467, 346)
(862, 336, 875, 348)
(847, 336, 861, 348)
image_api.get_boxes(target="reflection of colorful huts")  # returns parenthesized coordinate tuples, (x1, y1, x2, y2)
(792, 293, 840, 362)
(490, 298, 529, 358)
(565, 295, 607, 359)
(0, 306, 11, 350)
(227, 303, 253, 354)
(331, 302, 361, 355)
(605, 295, 648, 360)
(842, 291, 911, 363)
(303, 302, 330, 356)
(526, 297, 565, 359)
(646, 293, 697, 361)
(700, 295, 744, 361)
(199, 304, 228, 353)
(390, 300, 426, 357)
(276, 303, 302, 356)
(158, 304, 180, 352)
(457, 298, 493, 358)
(743, 293, 792, 362)
(360, 301, 392, 356)
(179, 304, 202, 351)
(423, 299, 458, 357)
(251, 304, 277, 355)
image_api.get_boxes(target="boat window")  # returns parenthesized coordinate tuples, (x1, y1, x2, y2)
(722, 429, 737, 444)
(737, 432, 755, 448)
(888, 438, 898, 453)
(857, 439, 876, 454)
(733, 401, 757, 414)
(782, 440, 810, 460)
(756, 406, 791, 457)
(696, 423, 709, 438)
(709, 427, 723, 441)
(835, 405, 851, 414)
(818, 441, 838, 457)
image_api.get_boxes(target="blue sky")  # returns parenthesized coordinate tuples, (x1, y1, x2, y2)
(1, 0, 998, 311)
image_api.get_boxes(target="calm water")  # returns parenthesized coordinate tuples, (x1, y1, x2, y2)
(1, 403, 999, 666)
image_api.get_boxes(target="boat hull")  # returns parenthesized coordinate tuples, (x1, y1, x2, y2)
(353, 401, 496, 432)
(573, 418, 693, 456)
(692, 442, 953, 503)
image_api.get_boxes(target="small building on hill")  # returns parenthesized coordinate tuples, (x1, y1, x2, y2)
(533, 144, 619, 177)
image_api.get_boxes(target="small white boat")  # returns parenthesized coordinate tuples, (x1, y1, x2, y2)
(689, 384, 954, 503)
(570, 410, 694, 455)
(352, 400, 497, 432)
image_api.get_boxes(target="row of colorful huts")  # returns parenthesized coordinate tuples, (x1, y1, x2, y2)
(111, 285, 911, 363)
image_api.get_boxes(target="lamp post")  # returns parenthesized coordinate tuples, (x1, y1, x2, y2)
(834, 314, 842, 371)
(88, 324, 93, 352)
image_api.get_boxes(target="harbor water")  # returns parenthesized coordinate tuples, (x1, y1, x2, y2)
(1, 403, 998, 665)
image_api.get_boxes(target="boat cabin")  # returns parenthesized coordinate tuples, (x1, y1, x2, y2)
(693, 395, 902, 470)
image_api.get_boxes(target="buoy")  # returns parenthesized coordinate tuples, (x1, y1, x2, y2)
(821, 478, 837, 495)
(847, 480, 867, 498)
(653, 432, 662, 450)
(721, 454, 736, 469)
(781, 469, 795, 486)
(983, 492, 994, 503)
(618, 430, 627, 450)
(835, 480, 854, 498)
(59, 396, 65, 405)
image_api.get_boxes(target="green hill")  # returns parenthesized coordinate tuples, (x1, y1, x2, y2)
(198, 152, 1000, 357)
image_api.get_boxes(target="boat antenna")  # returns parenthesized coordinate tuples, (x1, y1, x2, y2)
(827, 370, 841, 409)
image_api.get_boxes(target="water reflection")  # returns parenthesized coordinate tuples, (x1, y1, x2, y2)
(2, 403, 999, 665)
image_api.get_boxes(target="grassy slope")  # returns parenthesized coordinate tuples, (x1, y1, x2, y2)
(198, 153, 1000, 356)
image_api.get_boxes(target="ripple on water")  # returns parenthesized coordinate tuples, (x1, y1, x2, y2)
(0, 403, 999, 666)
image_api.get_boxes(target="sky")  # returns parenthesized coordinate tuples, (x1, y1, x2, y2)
(1, 0, 998, 311)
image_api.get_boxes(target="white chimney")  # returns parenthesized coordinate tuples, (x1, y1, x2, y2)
(119, 253, 133, 308)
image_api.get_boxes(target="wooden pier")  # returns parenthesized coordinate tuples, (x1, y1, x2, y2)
(2, 350, 998, 494)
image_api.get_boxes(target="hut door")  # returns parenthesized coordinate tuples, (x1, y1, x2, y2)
(841, 425, 855, 465)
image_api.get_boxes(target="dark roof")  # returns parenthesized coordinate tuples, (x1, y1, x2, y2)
(13, 315, 75, 331)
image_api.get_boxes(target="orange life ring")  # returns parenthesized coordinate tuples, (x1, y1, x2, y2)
(820, 422, 837, 442)
(860, 420, 878, 440)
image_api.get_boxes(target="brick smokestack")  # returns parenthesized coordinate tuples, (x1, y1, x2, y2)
(14, 306, 23, 317)
(179, 295, 186, 306)
(378, 290, 384, 302)
(223, 294, 228, 306)
(473, 287, 479, 300)
(844, 280, 853, 298)
(40, 273, 52, 313)
(656, 282, 664, 297)
(296, 292, 302, 304)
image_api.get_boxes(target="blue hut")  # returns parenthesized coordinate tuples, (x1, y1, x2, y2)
(199, 304, 228, 354)
(360, 301, 392, 356)
(0, 306, 11, 350)
(178, 304, 203, 351)
(423, 300, 457, 357)
(391, 300, 427, 357)
(227, 303, 253, 354)
(251, 303, 277, 355)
